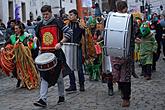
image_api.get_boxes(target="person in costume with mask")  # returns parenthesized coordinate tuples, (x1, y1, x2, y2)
(139, 22, 158, 80)
(0, 23, 39, 89)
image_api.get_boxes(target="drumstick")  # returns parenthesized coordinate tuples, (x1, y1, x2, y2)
(97, 40, 103, 44)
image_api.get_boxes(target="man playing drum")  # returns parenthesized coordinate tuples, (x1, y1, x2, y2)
(104, 1, 134, 107)
(64, 9, 85, 92)
(33, 5, 73, 107)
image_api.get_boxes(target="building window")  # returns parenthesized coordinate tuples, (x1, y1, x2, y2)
(8, 1, 14, 19)
(22, 3, 26, 22)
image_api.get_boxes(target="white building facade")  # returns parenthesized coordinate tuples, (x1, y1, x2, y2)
(0, 0, 9, 25)
(29, 0, 77, 20)
(0, 0, 34, 25)
(0, 0, 77, 25)
(61, 0, 77, 14)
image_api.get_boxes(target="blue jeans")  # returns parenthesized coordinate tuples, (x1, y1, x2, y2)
(69, 47, 85, 87)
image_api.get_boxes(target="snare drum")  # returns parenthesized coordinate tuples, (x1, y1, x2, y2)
(104, 12, 133, 58)
(35, 53, 57, 71)
(61, 43, 78, 71)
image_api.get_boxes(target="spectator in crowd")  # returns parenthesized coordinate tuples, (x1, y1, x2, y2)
(0, 19, 6, 29)
(6, 19, 16, 40)
(150, 13, 163, 71)
(26, 20, 32, 26)
(7, 17, 12, 28)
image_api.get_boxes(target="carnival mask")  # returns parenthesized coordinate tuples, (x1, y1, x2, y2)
(153, 17, 158, 22)
(140, 22, 151, 37)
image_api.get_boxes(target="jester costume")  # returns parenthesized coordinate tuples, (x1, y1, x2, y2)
(85, 15, 104, 81)
(0, 32, 39, 89)
(140, 22, 157, 79)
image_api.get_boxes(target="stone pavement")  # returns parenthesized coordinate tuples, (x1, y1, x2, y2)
(0, 56, 165, 110)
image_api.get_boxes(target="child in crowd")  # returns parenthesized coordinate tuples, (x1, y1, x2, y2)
(139, 22, 158, 80)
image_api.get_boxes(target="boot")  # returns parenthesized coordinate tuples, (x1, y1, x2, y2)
(108, 88, 114, 96)
(107, 80, 113, 96)
(16, 79, 21, 88)
(57, 96, 65, 104)
(132, 72, 139, 78)
(152, 66, 156, 72)
(65, 86, 77, 92)
(145, 75, 151, 80)
(140, 72, 144, 76)
(122, 100, 130, 107)
(79, 84, 85, 91)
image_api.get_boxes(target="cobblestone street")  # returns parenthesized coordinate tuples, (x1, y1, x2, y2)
(0, 55, 165, 110)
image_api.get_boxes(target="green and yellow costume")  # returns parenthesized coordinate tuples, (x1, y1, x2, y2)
(140, 22, 157, 65)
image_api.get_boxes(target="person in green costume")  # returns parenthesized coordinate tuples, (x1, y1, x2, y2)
(1, 23, 36, 87)
(139, 22, 158, 80)
(9, 24, 32, 46)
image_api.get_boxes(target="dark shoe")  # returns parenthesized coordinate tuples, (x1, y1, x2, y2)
(152, 68, 156, 72)
(102, 79, 107, 83)
(140, 73, 144, 76)
(122, 100, 130, 107)
(79, 85, 85, 91)
(34, 99, 47, 107)
(163, 57, 165, 60)
(16, 79, 21, 88)
(11, 75, 14, 78)
(132, 72, 139, 78)
(152, 67, 156, 72)
(145, 76, 151, 80)
(65, 86, 77, 92)
(108, 88, 114, 96)
(57, 96, 65, 104)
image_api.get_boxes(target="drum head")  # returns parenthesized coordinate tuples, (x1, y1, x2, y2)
(35, 53, 55, 64)
(104, 12, 132, 57)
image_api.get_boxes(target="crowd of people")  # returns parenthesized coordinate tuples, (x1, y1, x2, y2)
(0, 0, 165, 108)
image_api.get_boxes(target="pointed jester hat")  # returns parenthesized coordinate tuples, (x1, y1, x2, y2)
(140, 22, 151, 37)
